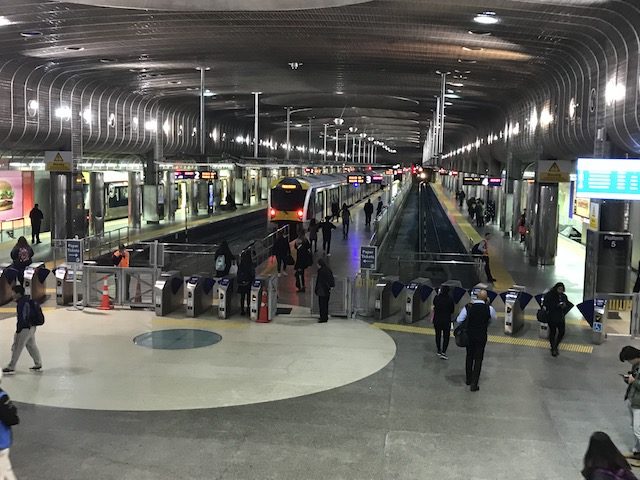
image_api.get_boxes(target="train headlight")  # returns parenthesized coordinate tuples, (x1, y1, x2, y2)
(270, 208, 276, 217)
(297, 209, 304, 219)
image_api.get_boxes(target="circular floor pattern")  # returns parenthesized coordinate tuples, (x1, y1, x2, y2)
(133, 329, 222, 350)
(0, 308, 396, 411)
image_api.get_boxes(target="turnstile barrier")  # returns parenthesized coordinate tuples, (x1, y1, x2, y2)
(503, 285, 528, 335)
(374, 276, 404, 321)
(217, 275, 238, 319)
(24, 262, 50, 303)
(185, 275, 215, 317)
(154, 270, 184, 316)
(250, 275, 278, 322)
(404, 277, 433, 324)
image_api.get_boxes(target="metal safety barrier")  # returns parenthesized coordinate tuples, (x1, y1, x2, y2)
(309, 275, 352, 317)
(83, 265, 159, 308)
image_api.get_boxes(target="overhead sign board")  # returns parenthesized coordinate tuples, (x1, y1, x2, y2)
(44, 151, 72, 172)
(200, 171, 218, 180)
(370, 174, 384, 184)
(488, 177, 502, 187)
(537, 160, 571, 183)
(439, 168, 448, 175)
(360, 246, 378, 270)
(174, 170, 199, 180)
(577, 158, 640, 200)
(463, 177, 483, 186)
(348, 174, 365, 184)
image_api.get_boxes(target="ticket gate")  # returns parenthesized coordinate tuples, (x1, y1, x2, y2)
(375, 276, 405, 320)
(535, 292, 549, 339)
(24, 262, 50, 303)
(404, 277, 433, 323)
(504, 285, 527, 335)
(185, 275, 215, 317)
(154, 271, 184, 316)
(217, 275, 238, 319)
(0, 264, 16, 306)
(592, 298, 607, 344)
(250, 275, 278, 322)
(55, 265, 76, 306)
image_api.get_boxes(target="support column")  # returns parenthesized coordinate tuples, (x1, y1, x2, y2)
(286, 107, 291, 162)
(143, 116, 162, 224)
(89, 172, 104, 236)
(525, 181, 538, 265)
(164, 170, 175, 222)
(50, 173, 71, 240)
(200, 67, 206, 156)
(128, 171, 142, 230)
(323, 124, 328, 162)
(335, 129, 339, 161)
(535, 183, 559, 265)
(70, 102, 86, 238)
(511, 179, 522, 239)
(253, 93, 260, 158)
(190, 180, 199, 218)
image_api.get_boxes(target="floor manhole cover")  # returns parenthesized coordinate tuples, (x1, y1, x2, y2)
(133, 329, 222, 350)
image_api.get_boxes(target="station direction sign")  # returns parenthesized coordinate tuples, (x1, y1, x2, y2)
(65, 239, 83, 265)
(463, 176, 483, 186)
(360, 246, 378, 270)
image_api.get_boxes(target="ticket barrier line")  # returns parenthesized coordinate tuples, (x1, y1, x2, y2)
(23, 262, 50, 303)
(0, 264, 17, 306)
(372, 322, 593, 354)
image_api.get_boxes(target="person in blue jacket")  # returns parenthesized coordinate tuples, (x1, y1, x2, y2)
(0, 369, 20, 479)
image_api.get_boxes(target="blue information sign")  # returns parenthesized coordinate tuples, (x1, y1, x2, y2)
(360, 246, 378, 270)
(65, 240, 83, 265)
(577, 158, 640, 200)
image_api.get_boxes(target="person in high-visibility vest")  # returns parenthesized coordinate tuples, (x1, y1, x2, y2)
(112, 244, 130, 300)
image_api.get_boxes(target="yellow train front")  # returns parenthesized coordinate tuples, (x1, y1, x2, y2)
(268, 173, 389, 227)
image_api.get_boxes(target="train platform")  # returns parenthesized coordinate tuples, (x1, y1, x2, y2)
(0, 202, 266, 269)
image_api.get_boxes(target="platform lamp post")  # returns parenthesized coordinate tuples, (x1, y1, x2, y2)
(308, 118, 312, 162)
(252, 92, 261, 158)
(285, 107, 312, 162)
(368, 136, 374, 163)
(334, 129, 340, 162)
(323, 124, 328, 162)
(349, 127, 357, 162)
(333, 117, 344, 162)
(358, 132, 365, 163)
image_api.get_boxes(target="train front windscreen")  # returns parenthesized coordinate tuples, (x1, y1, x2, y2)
(271, 188, 306, 212)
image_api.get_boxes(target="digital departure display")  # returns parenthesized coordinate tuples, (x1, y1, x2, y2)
(488, 178, 502, 187)
(348, 175, 365, 184)
(463, 177, 483, 186)
(576, 158, 640, 200)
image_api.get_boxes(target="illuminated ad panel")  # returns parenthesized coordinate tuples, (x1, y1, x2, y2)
(576, 158, 640, 200)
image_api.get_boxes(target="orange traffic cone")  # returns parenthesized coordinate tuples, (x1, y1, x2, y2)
(98, 275, 113, 310)
(133, 277, 142, 303)
(257, 290, 270, 323)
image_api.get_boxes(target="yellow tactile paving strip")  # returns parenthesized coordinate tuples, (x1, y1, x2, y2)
(431, 184, 515, 291)
(373, 322, 593, 354)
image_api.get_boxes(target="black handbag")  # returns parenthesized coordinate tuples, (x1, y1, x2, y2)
(285, 254, 295, 266)
(536, 308, 549, 323)
(454, 321, 469, 348)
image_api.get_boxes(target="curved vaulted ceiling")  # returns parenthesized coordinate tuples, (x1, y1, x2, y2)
(0, 0, 637, 162)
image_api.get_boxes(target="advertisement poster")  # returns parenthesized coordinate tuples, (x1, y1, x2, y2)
(0, 171, 23, 222)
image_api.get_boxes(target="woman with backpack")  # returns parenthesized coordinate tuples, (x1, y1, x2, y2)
(236, 249, 255, 315)
(214, 240, 234, 278)
(581, 431, 638, 479)
(10, 236, 33, 285)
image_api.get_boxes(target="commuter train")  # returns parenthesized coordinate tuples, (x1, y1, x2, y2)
(268, 173, 386, 226)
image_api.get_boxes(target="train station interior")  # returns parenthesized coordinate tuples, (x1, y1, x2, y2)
(0, 1, 640, 479)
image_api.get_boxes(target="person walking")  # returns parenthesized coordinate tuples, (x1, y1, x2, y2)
(3, 285, 43, 375)
(620, 346, 640, 463)
(518, 212, 527, 243)
(236, 249, 255, 315)
(0, 372, 19, 480)
(315, 258, 335, 323)
(543, 282, 570, 356)
(467, 197, 476, 221)
(458, 189, 466, 209)
(294, 232, 312, 293)
(476, 232, 497, 283)
(28, 204, 43, 244)
(432, 285, 455, 360)
(456, 289, 496, 391)
(364, 199, 374, 226)
(214, 240, 234, 278)
(319, 216, 336, 256)
(475, 200, 484, 227)
(112, 244, 130, 268)
(272, 231, 290, 276)
(9, 237, 33, 286)
(308, 218, 319, 253)
(376, 196, 383, 217)
(341, 203, 351, 239)
(582, 431, 638, 479)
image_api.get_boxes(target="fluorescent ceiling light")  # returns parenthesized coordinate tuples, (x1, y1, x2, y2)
(0, 16, 13, 26)
(474, 12, 499, 24)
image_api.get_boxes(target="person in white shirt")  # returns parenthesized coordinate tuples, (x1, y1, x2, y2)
(456, 290, 497, 391)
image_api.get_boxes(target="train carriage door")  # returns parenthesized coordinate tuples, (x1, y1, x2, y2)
(316, 189, 325, 221)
